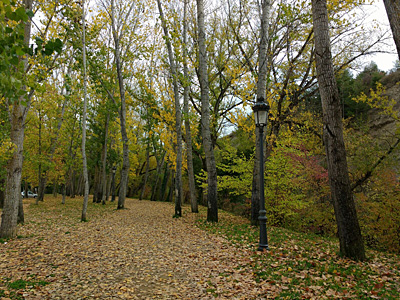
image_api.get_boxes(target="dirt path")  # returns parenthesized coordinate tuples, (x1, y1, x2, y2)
(1, 198, 263, 299)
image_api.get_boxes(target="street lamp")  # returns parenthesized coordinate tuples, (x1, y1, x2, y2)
(111, 166, 117, 202)
(253, 101, 269, 251)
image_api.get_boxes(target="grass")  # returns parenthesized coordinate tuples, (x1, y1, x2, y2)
(193, 206, 400, 299)
(0, 278, 50, 300)
(2, 196, 399, 299)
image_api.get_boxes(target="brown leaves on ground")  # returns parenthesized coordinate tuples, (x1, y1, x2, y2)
(1, 197, 400, 299)
(1, 197, 264, 299)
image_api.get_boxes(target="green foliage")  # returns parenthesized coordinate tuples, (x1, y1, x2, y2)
(357, 169, 400, 253)
(6, 278, 50, 290)
(0, 2, 30, 101)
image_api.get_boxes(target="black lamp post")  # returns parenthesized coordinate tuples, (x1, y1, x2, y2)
(111, 166, 117, 202)
(253, 101, 269, 251)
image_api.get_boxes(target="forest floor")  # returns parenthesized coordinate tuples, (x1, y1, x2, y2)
(0, 197, 399, 299)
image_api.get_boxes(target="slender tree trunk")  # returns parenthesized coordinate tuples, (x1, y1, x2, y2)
(151, 152, 165, 202)
(101, 114, 110, 204)
(160, 163, 170, 202)
(312, 0, 365, 261)
(106, 168, 112, 201)
(183, 0, 198, 213)
(0, 0, 32, 238)
(197, 0, 218, 222)
(24, 179, 28, 199)
(157, 0, 183, 217)
(110, 0, 130, 209)
(37, 77, 69, 203)
(140, 142, 150, 200)
(250, 0, 271, 226)
(384, 0, 400, 61)
(37, 110, 46, 203)
(81, 0, 90, 222)
(92, 165, 99, 203)
(53, 176, 58, 197)
(62, 183, 66, 204)
(70, 169, 76, 198)
(37, 175, 46, 202)
(17, 196, 24, 224)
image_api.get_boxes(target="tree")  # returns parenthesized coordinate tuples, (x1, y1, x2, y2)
(197, 0, 218, 222)
(384, 0, 400, 60)
(251, 0, 271, 226)
(182, 0, 198, 213)
(312, 0, 365, 261)
(156, 0, 183, 217)
(0, 0, 33, 238)
(81, 0, 90, 222)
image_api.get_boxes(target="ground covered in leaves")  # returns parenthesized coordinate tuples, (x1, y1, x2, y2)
(0, 197, 399, 299)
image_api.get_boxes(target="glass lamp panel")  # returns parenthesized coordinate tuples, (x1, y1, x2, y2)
(258, 110, 268, 126)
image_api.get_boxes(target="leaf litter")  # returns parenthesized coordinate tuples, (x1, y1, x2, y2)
(0, 196, 399, 299)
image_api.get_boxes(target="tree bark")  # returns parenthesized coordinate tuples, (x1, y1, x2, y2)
(197, 0, 218, 222)
(62, 183, 66, 204)
(151, 151, 165, 202)
(156, 0, 183, 217)
(81, 0, 90, 222)
(383, 0, 400, 61)
(250, 0, 271, 226)
(139, 142, 150, 200)
(0, 0, 32, 238)
(183, 0, 198, 213)
(0, 179, 4, 209)
(312, 0, 365, 261)
(111, 0, 130, 209)
(101, 114, 110, 204)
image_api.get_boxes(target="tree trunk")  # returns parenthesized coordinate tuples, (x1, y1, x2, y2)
(0, 179, 4, 209)
(62, 183, 66, 204)
(53, 177, 58, 197)
(106, 168, 112, 201)
(24, 178, 28, 199)
(183, 0, 198, 213)
(312, 0, 365, 261)
(197, 0, 218, 222)
(69, 169, 76, 198)
(151, 152, 165, 202)
(251, 130, 261, 226)
(17, 196, 24, 224)
(37, 175, 46, 202)
(250, 0, 271, 226)
(81, 0, 90, 222)
(92, 165, 99, 203)
(140, 142, 151, 200)
(157, 0, 183, 217)
(110, 0, 130, 210)
(101, 114, 110, 205)
(384, 0, 400, 61)
(160, 163, 170, 202)
(0, 0, 32, 238)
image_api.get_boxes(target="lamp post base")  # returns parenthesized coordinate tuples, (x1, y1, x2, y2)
(257, 244, 269, 251)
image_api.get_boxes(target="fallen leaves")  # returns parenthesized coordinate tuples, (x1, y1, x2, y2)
(1, 196, 400, 299)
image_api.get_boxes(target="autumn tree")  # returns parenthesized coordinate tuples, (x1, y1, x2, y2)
(156, 0, 183, 217)
(0, 0, 33, 238)
(81, 0, 90, 221)
(312, 0, 365, 261)
(197, 0, 218, 222)
(182, 0, 198, 213)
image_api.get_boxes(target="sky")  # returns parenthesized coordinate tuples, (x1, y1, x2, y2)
(367, 1, 398, 72)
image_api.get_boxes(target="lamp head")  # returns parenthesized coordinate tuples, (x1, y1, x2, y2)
(252, 101, 269, 127)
